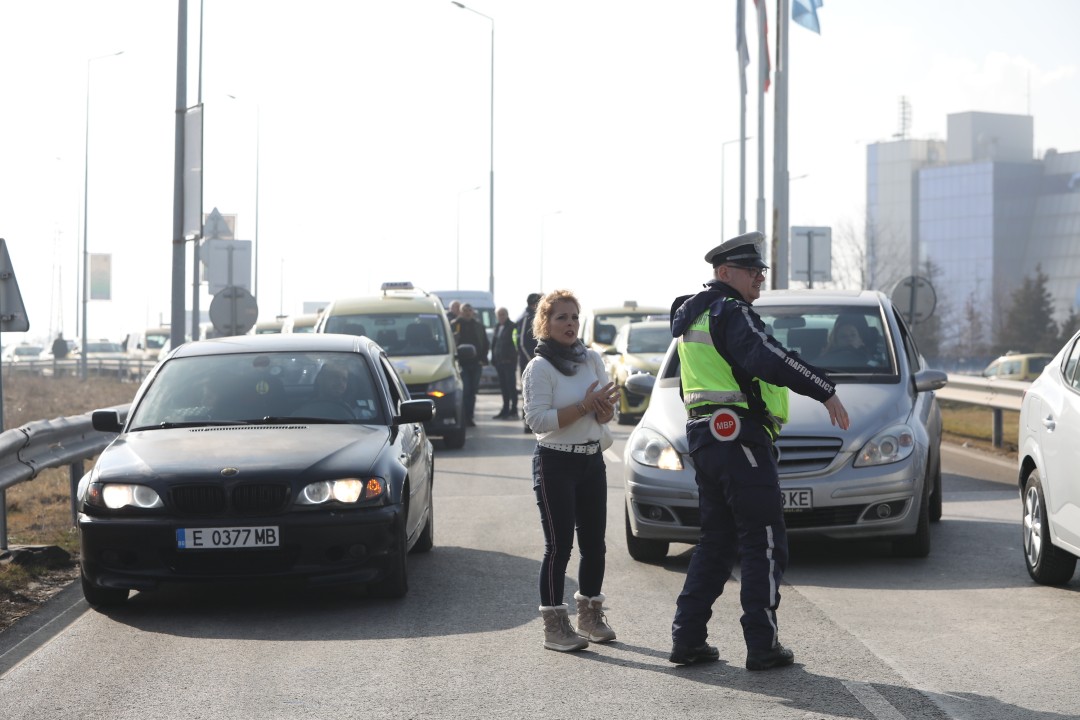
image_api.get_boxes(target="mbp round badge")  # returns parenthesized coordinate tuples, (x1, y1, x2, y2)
(708, 408, 741, 442)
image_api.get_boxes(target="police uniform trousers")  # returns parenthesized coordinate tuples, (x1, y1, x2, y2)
(671, 419, 788, 652)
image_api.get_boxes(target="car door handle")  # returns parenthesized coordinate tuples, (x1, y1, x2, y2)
(1042, 415, 1056, 431)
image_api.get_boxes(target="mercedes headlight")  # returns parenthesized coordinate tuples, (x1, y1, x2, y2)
(854, 424, 915, 467)
(628, 426, 684, 471)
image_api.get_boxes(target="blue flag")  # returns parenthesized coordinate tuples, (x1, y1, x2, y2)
(792, 0, 823, 34)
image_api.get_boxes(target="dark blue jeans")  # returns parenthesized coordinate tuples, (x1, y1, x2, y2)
(671, 424, 788, 652)
(532, 446, 608, 607)
(461, 362, 482, 421)
(495, 361, 517, 411)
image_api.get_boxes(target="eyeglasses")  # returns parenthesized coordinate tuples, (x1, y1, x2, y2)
(725, 265, 767, 277)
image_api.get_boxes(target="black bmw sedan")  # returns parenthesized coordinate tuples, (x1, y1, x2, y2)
(78, 333, 435, 606)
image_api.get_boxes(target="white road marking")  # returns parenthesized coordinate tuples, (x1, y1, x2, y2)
(842, 681, 908, 720)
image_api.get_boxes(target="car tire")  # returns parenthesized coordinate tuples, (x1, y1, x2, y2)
(371, 516, 409, 598)
(442, 428, 466, 450)
(625, 506, 669, 563)
(893, 490, 931, 558)
(81, 570, 129, 608)
(1023, 469, 1077, 585)
(928, 450, 943, 523)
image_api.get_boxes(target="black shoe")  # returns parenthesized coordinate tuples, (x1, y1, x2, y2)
(745, 643, 794, 671)
(466, 418, 476, 427)
(493, 412, 507, 420)
(669, 642, 720, 665)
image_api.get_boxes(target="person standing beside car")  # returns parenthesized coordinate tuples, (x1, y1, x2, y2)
(516, 292, 542, 432)
(451, 303, 488, 427)
(491, 307, 519, 419)
(668, 231, 850, 671)
(522, 289, 620, 652)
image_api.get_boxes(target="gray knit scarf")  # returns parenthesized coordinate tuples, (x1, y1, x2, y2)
(534, 338, 588, 376)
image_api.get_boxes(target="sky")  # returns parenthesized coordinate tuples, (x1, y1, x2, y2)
(2, 0, 1079, 348)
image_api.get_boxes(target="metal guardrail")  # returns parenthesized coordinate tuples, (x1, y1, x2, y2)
(0, 404, 130, 549)
(938, 373, 1028, 449)
(2, 357, 155, 381)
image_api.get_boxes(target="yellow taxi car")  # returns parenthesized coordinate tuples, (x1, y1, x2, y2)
(602, 320, 671, 424)
(315, 282, 472, 449)
(982, 352, 1054, 381)
(581, 301, 669, 353)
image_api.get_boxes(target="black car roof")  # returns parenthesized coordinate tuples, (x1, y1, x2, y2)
(169, 332, 375, 358)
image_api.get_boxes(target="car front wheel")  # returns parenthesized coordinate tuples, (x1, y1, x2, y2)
(370, 516, 409, 598)
(625, 506, 669, 563)
(1023, 469, 1077, 585)
(442, 428, 466, 450)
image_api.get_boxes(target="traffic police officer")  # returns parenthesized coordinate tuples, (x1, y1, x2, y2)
(668, 231, 850, 671)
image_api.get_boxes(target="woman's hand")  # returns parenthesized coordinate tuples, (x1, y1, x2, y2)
(584, 381, 619, 421)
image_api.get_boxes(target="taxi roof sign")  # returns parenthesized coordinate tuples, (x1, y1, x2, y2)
(0, 239, 29, 333)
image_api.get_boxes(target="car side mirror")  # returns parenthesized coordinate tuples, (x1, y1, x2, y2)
(91, 410, 123, 433)
(457, 343, 477, 363)
(625, 373, 656, 396)
(397, 399, 435, 424)
(914, 369, 947, 392)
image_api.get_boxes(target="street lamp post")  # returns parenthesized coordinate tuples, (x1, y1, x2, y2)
(225, 95, 261, 306)
(456, 185, 481, 290)
(82, 50, 124, 381)
(539, 210, 562, 290)
(451, 2, 494, 298)
(721, 136, 750, 239)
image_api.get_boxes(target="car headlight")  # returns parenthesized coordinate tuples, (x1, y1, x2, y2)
(86, 482, 164, 510)
(426, 376, 458, 398)
(854, 423, 915, 467)
(297, 478, 385, 505)
(628, 427, 684, 471)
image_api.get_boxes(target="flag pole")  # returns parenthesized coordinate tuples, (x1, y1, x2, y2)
(773, 0, 790, 288)
(756, 0, 767, 238)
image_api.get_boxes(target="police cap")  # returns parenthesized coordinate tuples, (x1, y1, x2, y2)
(704, 231, 769, 269)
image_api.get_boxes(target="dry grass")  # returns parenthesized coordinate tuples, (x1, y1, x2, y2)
(938, 400, 1019, 456)
(1, 375, 138, 610)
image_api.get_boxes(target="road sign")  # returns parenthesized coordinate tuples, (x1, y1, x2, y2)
(790, 226, 832, 287)
(891, 275, 936, 325)
(209, 285, 258, 336)
(0, 239, 29, 333)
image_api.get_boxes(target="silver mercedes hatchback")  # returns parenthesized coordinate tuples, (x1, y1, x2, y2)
(623, 289, 948, 561)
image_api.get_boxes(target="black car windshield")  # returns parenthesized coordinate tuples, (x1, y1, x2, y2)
(757, 305, 896, 376)
(323, 313, 449, 357)
(129, 351, 386, 428)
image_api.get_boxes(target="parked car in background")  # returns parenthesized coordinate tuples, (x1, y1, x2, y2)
(623, 290, 947, 562)
(1, 343, 43, 364)
(254, 318, 285, 334)
(602, 320, 671, 425)
(983, 352, 1053, 381)
(315, 282, 472, 449)
(1017, 329, 1080, 585)
(77, 333, 435, 606)
(581, 301, 669, 353)
(124, 327, 171, 362)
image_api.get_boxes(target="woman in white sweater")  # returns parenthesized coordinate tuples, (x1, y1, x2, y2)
(522, 289, 620, 652)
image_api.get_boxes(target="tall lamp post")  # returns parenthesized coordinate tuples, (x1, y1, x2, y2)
(720, 135, 750, 239)
(539, 210, 562, 290)
(456, 185, 481, 290)
(451, 2, 495, 298)
(82, 50, 124, 381)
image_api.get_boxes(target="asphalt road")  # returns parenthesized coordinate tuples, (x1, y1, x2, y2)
(1, 395, 1077, 720)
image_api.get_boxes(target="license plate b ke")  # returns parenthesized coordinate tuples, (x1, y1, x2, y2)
(176, 526, 280, 549)
(781, 489, 812, 511)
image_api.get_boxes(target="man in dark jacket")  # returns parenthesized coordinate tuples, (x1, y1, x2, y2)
(490, 307, 518, 419)
(516, 292, 542, 431)
(452, 303, 489, 427)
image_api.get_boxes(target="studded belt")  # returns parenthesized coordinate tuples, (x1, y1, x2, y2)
(538, 441, 601, 455)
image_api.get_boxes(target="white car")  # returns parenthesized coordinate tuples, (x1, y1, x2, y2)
(1017, 330, 1080, 584)
(623, 290, 948, 561)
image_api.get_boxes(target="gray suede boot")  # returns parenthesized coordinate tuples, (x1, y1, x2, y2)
(574, 591, 616, 642)
(539, 604, 589, 652)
